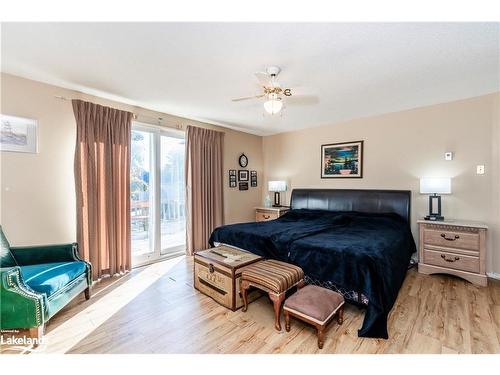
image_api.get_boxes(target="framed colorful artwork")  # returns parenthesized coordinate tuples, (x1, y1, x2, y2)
(321, 140, 363, 178)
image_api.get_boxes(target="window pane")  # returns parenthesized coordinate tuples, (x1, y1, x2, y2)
(130, 130, 154, 256)
(160, 135, 185, 253)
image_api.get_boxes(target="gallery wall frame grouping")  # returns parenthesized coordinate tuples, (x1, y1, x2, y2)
(228, 169, 258, 189)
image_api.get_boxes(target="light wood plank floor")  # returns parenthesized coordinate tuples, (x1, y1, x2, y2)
(1, 255, 499, 354)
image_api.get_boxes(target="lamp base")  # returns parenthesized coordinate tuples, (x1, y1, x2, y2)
(424, 215, 444, 221)
(272, 192, 281, 207)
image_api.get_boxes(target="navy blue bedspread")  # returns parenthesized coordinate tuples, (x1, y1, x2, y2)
(208, 209, 416, 339)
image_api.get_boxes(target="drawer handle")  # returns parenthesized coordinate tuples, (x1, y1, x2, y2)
(263, 215, 271, 219)
(209, 264, 215, 273)
(441, 254, 460, 263)
(440, 233, 460, 241)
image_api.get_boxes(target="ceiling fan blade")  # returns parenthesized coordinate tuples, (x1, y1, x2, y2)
(232, 94, 265, 102)
(254, 71, 271, 86)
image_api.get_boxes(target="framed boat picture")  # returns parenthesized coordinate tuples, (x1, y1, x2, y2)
(0, 114, 38, 153)
(321, 140, 363, 178)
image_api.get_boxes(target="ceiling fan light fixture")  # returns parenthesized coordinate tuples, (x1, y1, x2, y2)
(264, 97, 283, 115)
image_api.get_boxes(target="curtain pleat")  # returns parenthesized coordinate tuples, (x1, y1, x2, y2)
(185, 125, 224, 255)
(72, 99, 132, 280)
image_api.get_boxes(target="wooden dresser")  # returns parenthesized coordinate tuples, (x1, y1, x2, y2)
(255, 207, 289, 222)
(417, 219, 487, 286)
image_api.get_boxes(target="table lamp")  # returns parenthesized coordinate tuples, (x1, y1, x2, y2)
(268, 180, 287, 207)
(420, 177, 451, 221)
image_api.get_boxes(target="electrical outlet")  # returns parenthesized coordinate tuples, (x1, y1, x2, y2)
(477, 165, 485, 175)
(445, 152, 453, 161)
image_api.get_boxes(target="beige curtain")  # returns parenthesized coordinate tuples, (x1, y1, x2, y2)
(72, 99, 133, 280)
(185, 125, 224, 255)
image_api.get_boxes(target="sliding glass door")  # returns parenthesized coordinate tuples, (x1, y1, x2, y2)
(131, 123, 185, 266)
(159, 135, 186, 254)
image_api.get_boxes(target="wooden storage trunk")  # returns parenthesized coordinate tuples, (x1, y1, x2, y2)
(194, 246, 262, 310)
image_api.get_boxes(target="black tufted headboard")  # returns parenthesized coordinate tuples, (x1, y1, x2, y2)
(290, 189, 411, 224)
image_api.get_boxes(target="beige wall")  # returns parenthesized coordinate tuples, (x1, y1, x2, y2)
(2, 73, 498, 274)
(263, 93, 500, 274)
(0, 73, 263, 246)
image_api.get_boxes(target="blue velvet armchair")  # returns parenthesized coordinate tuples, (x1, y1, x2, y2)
(0, 226, 92, 341)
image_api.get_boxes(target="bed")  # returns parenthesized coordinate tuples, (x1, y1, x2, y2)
(209, 189, 416, 339)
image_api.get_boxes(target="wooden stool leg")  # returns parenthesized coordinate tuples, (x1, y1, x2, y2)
(269, 293, 285, 331)
(285, 310, 291, 332)
(337, 305, 344, 325)
(241, 280, 250, 312)
(317, 326, 325, 349)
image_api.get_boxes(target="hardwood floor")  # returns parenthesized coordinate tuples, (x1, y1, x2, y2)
(1, 255, 499, 354)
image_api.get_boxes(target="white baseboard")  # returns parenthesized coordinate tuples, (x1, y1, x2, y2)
(487, 272, 500, 280)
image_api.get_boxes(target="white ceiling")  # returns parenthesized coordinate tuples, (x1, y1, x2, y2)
(1, 23, 499, 135)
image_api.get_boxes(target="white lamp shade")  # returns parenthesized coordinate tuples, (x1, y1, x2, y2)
(268, 180, 287, 192)
(420, 177, 451, 194)
(264, 99, 283, 115)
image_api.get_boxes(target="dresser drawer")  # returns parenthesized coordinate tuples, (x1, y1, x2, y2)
(423, 248, 479, 273)
(256, 211, 279, 222)
(423, 228, 479, 251)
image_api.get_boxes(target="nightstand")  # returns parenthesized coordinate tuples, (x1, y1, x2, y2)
(417, 219, 487, 286)
(255, 207, 289, 222)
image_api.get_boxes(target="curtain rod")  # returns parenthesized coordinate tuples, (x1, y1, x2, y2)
(54, 95, 184, 130)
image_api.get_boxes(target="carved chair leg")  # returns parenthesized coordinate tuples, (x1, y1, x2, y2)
(29, 324, 45, 347)
(285, 310, 291, 332)
(317, 326, 325, 349)
(84, 287, 91, 300)
(240, 280, 250, 312)
(337, 305, 344, 325)
(269, 292, 285, 331)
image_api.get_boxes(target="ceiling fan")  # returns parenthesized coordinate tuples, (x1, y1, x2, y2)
(232, 66, 294, 115)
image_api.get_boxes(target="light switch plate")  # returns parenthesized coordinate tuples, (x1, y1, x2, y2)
(445, 152, 453, 161)
(477, 165, 485, 175)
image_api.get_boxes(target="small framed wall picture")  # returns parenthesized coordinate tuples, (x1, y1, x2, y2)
(0, 114, 38, 153)
(239, 182, 249, 191)
(250, 171, 257, 187)
(228, 169, 237, 187)
(238, 170, 249, 181)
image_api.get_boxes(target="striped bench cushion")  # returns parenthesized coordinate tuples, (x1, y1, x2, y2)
(241, 259, 304, 294)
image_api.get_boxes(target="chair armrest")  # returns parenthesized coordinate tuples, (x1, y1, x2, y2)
(0, 266, 46, 329)
(11, 243, 80, 266)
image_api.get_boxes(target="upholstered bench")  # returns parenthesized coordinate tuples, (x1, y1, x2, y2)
(283, 285, 344, 349)
(240, 259, 304, 331)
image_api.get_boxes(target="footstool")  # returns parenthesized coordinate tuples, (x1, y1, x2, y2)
(240, 259, 304, 331)
(283, 285, 345, 349)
